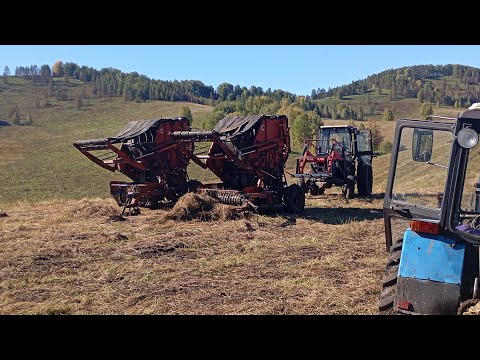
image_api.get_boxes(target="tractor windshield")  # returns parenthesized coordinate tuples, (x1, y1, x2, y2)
(319, 128, 351, 154)
(392, 127, 452, 209)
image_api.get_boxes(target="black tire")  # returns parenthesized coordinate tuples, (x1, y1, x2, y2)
(186, 179, 202, 193)
(344, 181, 355, 200)
(309, 182, 322, 196)
(297, 177, 307, 192)
(283, 184, 305, 213)
(357, 165, 373, 196)
(378, 238, 403, 314)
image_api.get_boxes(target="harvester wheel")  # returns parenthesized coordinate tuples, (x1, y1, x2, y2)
(186, 179, 202, 193)
(284, 184, 305, 213)
(357, 165, 373, 196)
(378, 238, 403, 314)
(297, 177, 307, 192)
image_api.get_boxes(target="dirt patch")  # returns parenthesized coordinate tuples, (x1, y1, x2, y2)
(279, 217, 296, 227)
(113, 233, 128, 242)
(165, 193, 241, 221)
(136, 243, 187, 258)
(107, 215, 127, 222)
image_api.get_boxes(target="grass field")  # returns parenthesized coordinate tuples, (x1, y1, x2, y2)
(0, 193, 385, 314)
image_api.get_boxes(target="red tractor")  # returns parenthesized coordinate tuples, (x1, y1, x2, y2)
(294, 125, 373, 199)
(74, 117, 197, 213)
(172, 114, 305, 213)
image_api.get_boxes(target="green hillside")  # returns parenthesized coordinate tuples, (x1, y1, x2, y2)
(0, 77, 214, 204)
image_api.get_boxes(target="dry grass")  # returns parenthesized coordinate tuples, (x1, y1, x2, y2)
(463, 301, 480, 315)
(0, 192, 386, 314)
(165, 193, 241, 222)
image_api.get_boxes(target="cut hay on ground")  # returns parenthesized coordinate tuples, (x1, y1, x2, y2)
(0, 192, 389, 314)
(165, 193, 241, 221)
(70, 198, 119, 218)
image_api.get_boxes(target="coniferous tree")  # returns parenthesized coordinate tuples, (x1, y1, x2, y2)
(420, 102, 433, 118)
(40, 65, 51, 84)
(11, 112, 20, 125)
(26, 113, 33, 125)
(76, 95, 83, 110)
(8, 104, 20, 119)
(383, 107, 394, 121)
(179, 106, 193, 122)
(44, 92, 51, 107)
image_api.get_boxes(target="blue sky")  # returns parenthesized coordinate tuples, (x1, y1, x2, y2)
(1, 45, 479, 95)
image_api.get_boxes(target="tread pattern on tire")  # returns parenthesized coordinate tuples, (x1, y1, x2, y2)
(378, 238, 403, 314)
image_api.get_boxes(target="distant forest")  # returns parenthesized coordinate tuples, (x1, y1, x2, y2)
(316, 64, 480, 107)
(7, 62, 480, 142)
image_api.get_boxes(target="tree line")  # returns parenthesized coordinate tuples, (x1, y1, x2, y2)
(312, 64, 480, 106)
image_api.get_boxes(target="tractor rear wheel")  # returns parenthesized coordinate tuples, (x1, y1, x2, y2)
(284, 184, 305, 213)
(357, 165, 373, 196)
(378, 238, 403, 314)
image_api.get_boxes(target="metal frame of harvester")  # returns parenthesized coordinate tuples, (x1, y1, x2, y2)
(172, 114, 304, 213)
(74, 117, 198, 214)
(74, 114, 305, 214)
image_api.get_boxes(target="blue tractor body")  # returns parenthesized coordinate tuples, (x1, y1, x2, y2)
(379, 108, 480, 315)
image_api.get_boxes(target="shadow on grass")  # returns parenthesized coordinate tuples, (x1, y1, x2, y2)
(260, 204, 384, 225)
(299, 206, 383, 224)
(368, 193, 386, 200)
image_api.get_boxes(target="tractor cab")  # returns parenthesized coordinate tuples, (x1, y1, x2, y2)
(316, 125, 354, 156)
(380, 105, 480, 315)
(294, 125, 373, 199)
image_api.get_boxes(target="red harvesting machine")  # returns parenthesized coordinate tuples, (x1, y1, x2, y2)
(171, 114, 305, 213)
(74, 117, 198, 213)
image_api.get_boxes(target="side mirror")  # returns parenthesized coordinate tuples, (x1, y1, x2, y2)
(412, 128, 433, 162)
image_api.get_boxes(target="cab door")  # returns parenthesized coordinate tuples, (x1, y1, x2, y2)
(383, 120, 454, 250)
(356, 129, 373, 166)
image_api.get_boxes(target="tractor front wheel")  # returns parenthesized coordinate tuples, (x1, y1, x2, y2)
(284, 184, 305, 213)
(297, 177, 308, 192)
(378, 238, 403, 314)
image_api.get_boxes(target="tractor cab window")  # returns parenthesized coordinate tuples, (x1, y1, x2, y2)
(319, 128, 351, 154)
(392, 127, 452, 208)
